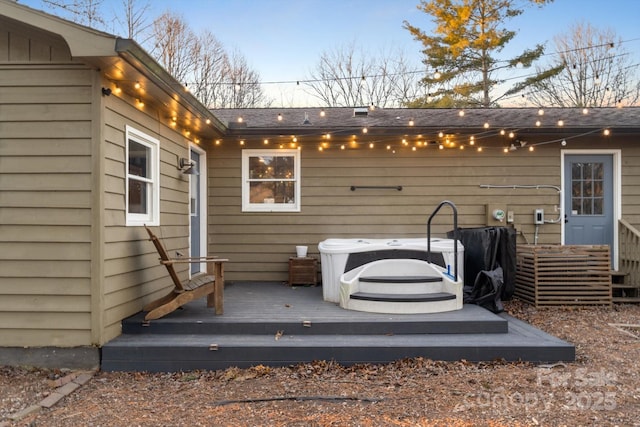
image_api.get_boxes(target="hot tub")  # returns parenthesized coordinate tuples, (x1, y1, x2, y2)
(318, 238, 464, 303)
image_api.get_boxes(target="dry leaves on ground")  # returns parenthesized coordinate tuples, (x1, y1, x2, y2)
(2, 300, 639, 426)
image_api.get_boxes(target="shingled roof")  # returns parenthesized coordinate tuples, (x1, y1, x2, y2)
(212, 107, 639, 138)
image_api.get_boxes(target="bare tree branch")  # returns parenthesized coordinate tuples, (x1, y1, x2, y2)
(527, 23, 640, 107)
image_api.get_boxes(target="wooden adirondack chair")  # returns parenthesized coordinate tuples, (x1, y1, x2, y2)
(143, 225, 228, 321)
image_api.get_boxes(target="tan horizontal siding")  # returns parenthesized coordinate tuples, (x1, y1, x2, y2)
(0, 278, 89, 296)
(0, 86, 92, 104)
(0, 260, 90, 278)
(621, 145, 640, 226)
(101, 96, 196, 336)
(0, 191, 91, 208)
(0, 55, 93, 347)
(0, 242, 90, 261)
(208, 142, 567, 282)
(0, 295, 90, 312)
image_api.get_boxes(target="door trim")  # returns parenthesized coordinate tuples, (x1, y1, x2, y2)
(189, 143, 207, 275)
(561, 149, 621, 269)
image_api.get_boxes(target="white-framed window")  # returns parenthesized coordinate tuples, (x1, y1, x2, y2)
(125, 125, 160, 226)
(242, 149, 300, 212)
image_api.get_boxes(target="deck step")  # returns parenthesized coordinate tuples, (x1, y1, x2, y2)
(102, 315, 575, 372)
(102, 283, 575, 372)
(351, 292, 456, 303)
(360, 275, 442, 283)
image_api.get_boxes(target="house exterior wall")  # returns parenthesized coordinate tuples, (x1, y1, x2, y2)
(0, 22, 94, 346)
(0, 17, 198, 347)
(209, 134, 639, 283)
(101, 96, 195, 344)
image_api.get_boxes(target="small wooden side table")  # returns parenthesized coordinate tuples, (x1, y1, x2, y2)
(289, 257, 318, 286)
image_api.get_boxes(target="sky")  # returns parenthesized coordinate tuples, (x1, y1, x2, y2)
(19, 0, 640, 107)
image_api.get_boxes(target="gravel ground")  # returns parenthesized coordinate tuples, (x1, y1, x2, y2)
(1, 300, 639, 426)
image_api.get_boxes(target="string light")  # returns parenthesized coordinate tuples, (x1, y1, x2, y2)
(212, 107, 617, 155)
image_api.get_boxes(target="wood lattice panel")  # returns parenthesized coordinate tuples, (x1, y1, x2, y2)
(515, 245, 612, 307)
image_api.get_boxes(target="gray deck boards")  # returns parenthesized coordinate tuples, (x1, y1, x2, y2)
(102, 282, 575, 372)
(121, 282, 505, 335)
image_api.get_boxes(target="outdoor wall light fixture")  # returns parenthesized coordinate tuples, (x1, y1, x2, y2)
(101, 87, 112, 96)
(177, 156, 198, 175)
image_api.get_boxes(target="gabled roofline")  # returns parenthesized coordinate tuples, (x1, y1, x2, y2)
(0, 0, 117, 56)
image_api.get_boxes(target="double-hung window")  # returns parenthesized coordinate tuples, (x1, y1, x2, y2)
(125, 126, 160, 226)
(242, 149, 300, 212)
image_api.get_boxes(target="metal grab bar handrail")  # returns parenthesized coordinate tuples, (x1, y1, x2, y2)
(427, 200, 459, 281)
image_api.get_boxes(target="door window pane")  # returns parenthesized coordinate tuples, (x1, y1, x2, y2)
(571, 162, 604, 215)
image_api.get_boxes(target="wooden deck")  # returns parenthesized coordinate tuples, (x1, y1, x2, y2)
(101, 282, 575, 372)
